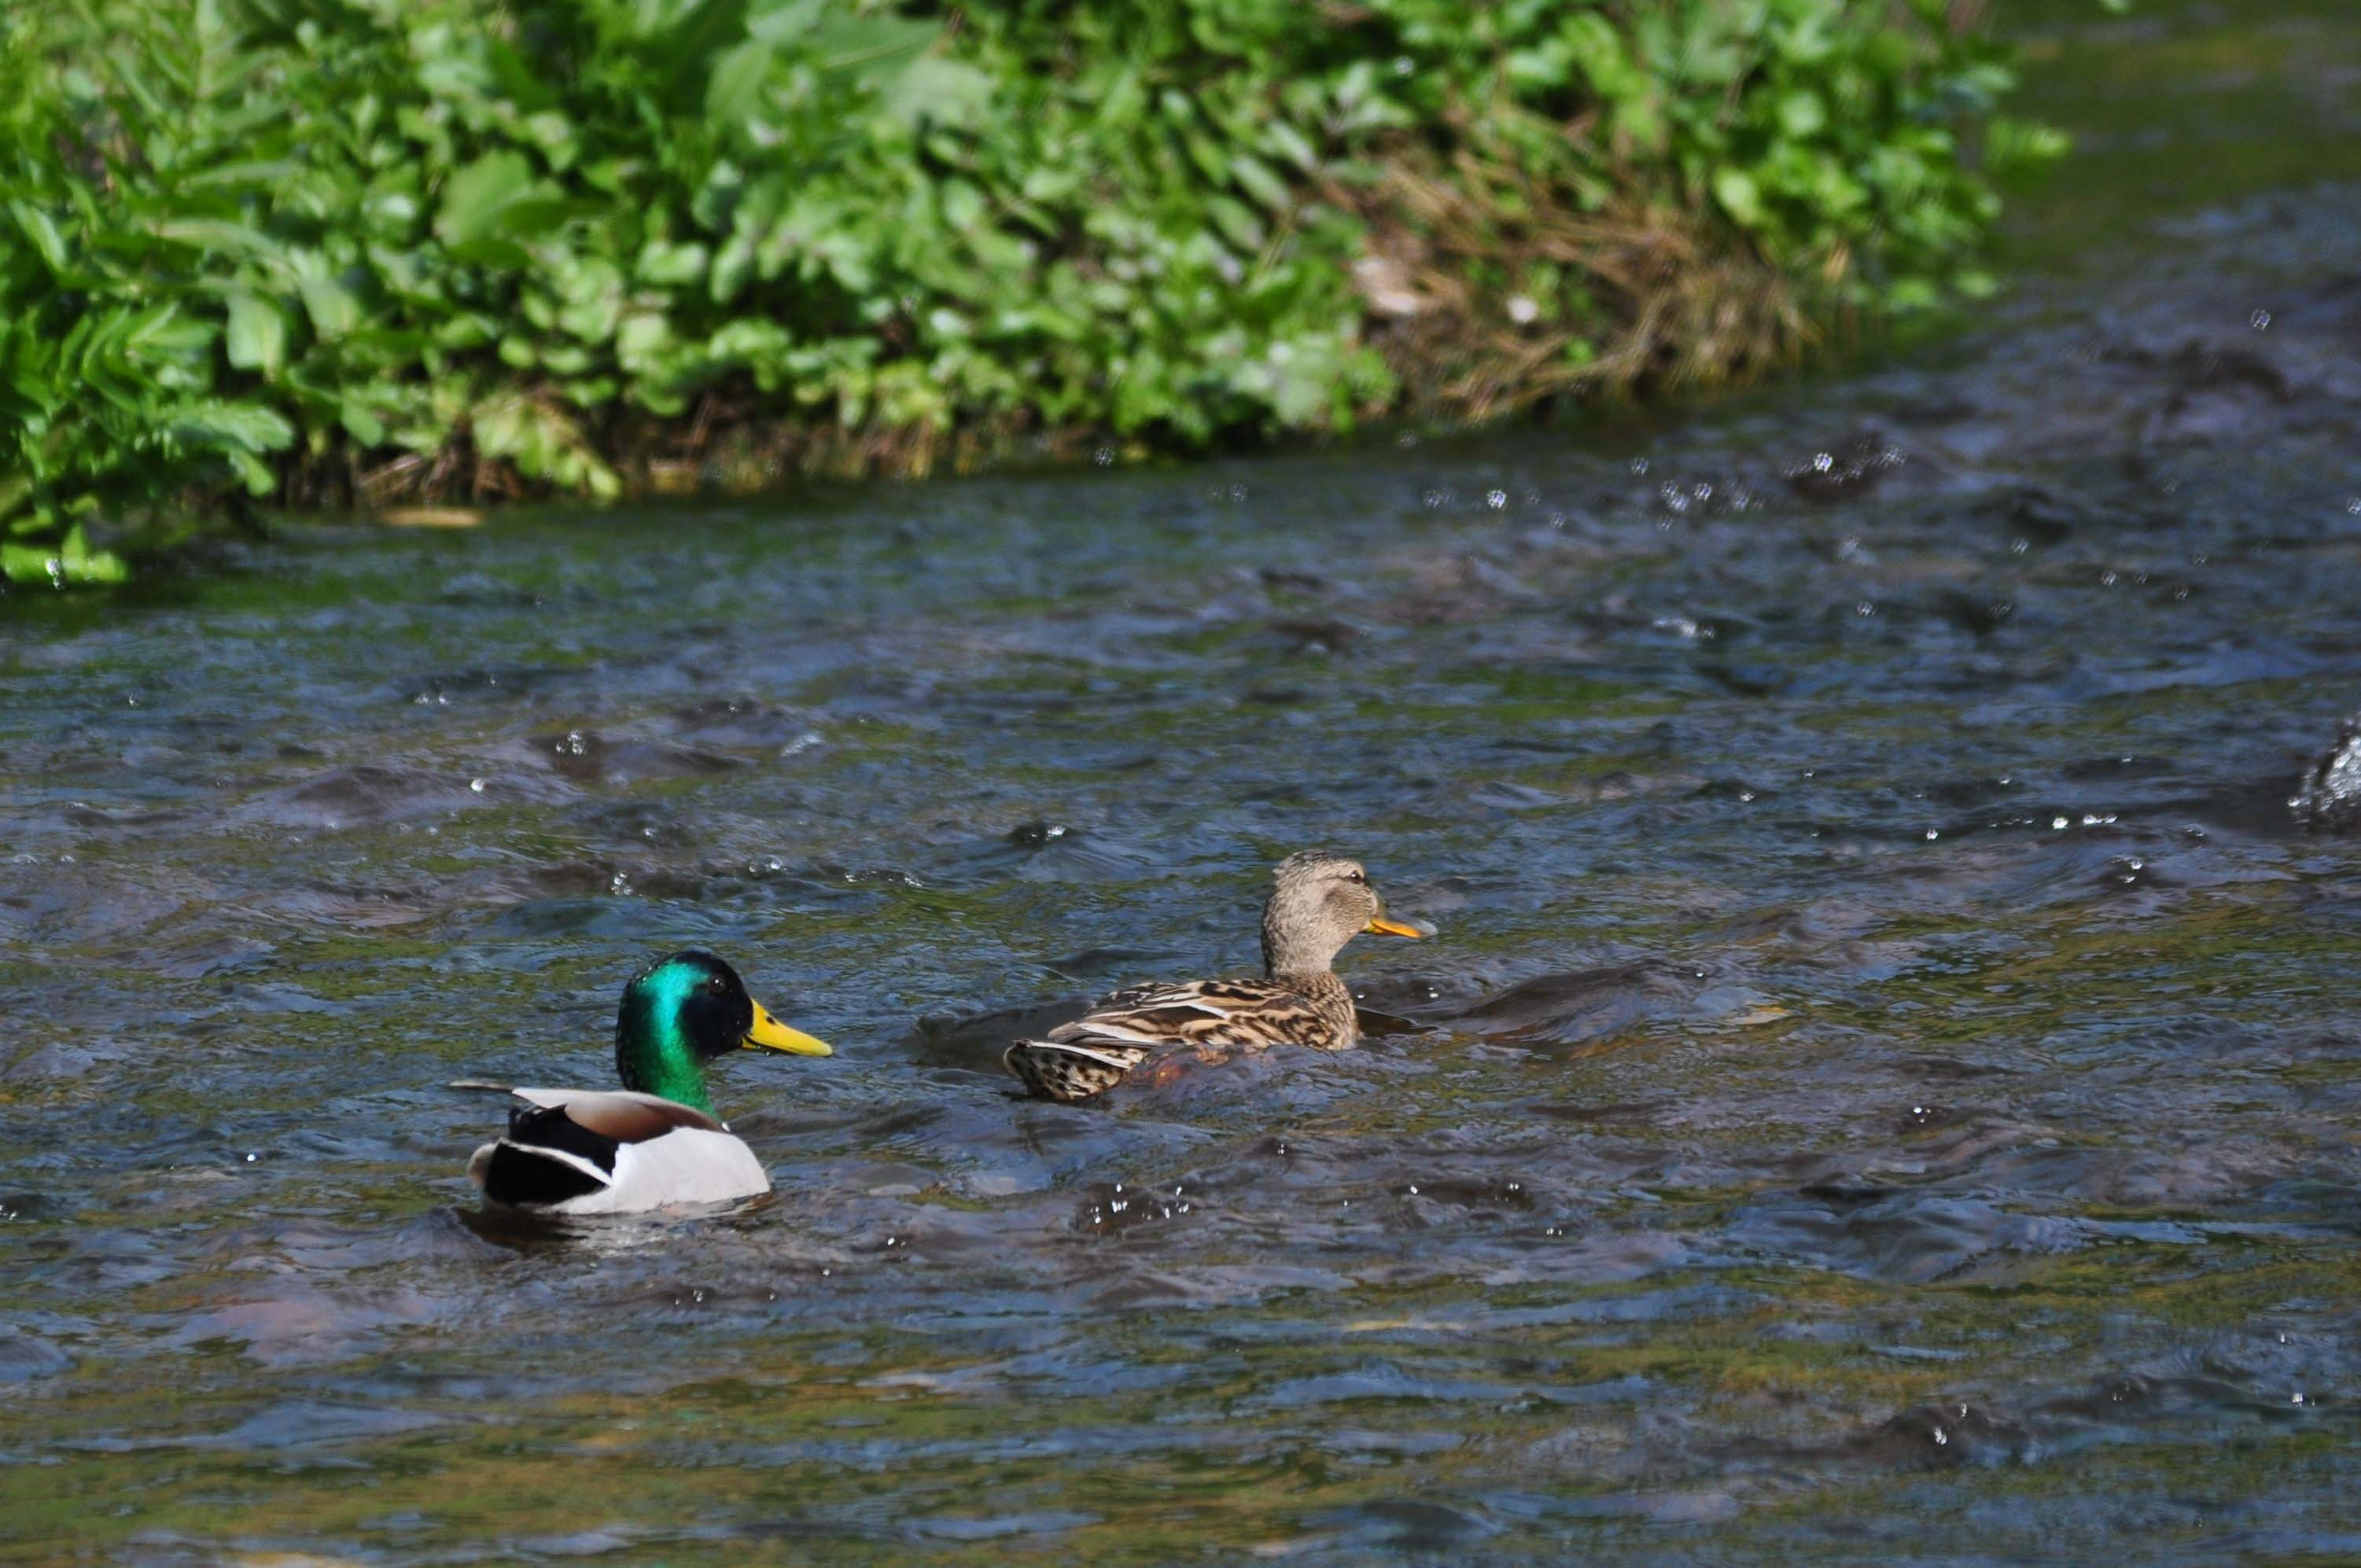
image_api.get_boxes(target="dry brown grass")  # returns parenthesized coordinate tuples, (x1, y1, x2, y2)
(1342, 144, 1828, 424)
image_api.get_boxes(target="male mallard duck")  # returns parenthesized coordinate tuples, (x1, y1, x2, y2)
(462, 951, 831, 1214)
(1004, 852, 1423, 1102)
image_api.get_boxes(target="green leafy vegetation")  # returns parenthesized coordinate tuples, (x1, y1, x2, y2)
(2, 0, 2061, 583)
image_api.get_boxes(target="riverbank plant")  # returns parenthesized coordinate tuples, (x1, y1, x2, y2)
(2, 0, 2065, 583)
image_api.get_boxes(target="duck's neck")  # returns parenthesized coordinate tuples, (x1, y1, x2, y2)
(1262, 921, 1343, 980)
(614, 993, 716, 1113)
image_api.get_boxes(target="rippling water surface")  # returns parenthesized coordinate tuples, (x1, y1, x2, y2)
(8, 5, 2361, 1562)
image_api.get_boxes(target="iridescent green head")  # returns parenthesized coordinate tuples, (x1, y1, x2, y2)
(613, 950, 831, 1113)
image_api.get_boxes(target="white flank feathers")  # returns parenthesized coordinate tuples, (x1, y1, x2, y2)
(552, 1128, 772, 1214)
(470, 1087, 772, 1214)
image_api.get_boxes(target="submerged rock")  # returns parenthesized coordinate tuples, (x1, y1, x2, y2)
(2292, 712, 2361, 830)
(1853, 1401, 2031, 1468)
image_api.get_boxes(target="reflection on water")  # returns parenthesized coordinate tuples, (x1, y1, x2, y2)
(7, 2, 2361, 1560)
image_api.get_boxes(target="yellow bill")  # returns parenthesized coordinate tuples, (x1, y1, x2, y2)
(1365, 916, 1424, 939)
(744, 999, 833, 1056)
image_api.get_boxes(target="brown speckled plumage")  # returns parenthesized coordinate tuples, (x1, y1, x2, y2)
(1005, 852, 1420, 1103)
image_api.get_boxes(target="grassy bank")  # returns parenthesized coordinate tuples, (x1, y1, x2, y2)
(3, 0, 2061, 584)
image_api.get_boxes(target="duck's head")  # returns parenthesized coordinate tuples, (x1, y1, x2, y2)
(1260, 852, 1422, 976)
(614, 950, 831, 1112)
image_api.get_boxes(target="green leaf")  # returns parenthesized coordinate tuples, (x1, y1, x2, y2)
(616, 312, 672, 370)
(1262, 120, 1319, 174)
(880, 56, 993, 129)
(436, 151, 532, 240)
(226, 292, 289, 376)
(171, 400, 296, 454)
(1711, 167, 1766, 228)
(637, 241, 709, 287)
(809, 13, 938, 86)
(152, 219, 282, 259)
(3, 543, 60, 585)
(339, 401, 386, 445)
(939, 179, 985, 232)
(293, 274, 354, 338)
(9, 202, 68, 274)
(706, 39, 774, 125)
(226, 447, 278, 494)
(710, 230, 756, 304)
(556, 256, 626, 341)
(1206, 196, 1264, 251)
(746, 0, 826, 45)
(180, 160, 308, 193)
(1229, 152, 1291, 212)
(58, 524, 127, 584)
(1776, 90, 1826, 139)
(433, 153, 569, 255)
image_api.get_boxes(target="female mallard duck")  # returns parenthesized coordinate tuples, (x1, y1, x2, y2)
(462, 951, 831, 1214)
(1004, 852, 1423, 1103)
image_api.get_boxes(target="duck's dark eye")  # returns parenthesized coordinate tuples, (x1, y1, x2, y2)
(1346, 870, 1365, 883)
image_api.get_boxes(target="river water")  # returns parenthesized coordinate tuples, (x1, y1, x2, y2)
(6, 3, 2361, 1561)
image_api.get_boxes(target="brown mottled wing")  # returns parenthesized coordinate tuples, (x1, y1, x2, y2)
(1006, 975, 1360, 1103)
(1003, 1039, 1147, 1103)
(1055, 977, 1351, 1052)
(509, 1088, 727, 1142)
